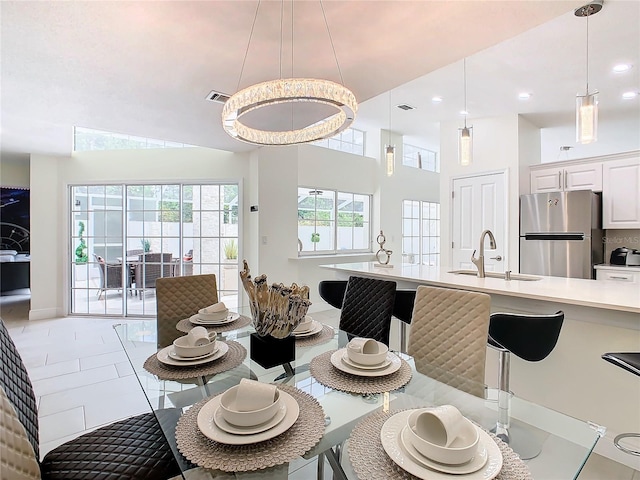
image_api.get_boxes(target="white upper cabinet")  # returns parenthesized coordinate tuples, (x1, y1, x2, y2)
(530, 163, 602, 193)
(602, 157, 640, 229)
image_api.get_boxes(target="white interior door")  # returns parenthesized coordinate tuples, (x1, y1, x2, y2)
(451, 172, 507, 272)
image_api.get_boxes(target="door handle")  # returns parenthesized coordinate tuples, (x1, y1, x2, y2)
(489, 255, 502, 261)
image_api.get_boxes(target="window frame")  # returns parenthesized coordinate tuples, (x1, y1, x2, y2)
(401, 199, 440, 266)
(298, 186, 372, 256)
(402, 143, 440, 173)
(313, 127, 366, 156)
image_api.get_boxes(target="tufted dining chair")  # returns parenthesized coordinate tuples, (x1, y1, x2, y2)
(0, 316, 186, 479)
(155, 273, 218, 348)
(408, 285, 491, 398)
(338, 276, 397, 346)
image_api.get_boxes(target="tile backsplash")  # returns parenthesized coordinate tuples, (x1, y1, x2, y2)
(603, 229, 640, 262)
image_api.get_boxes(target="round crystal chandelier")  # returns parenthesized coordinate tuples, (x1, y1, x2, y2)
(221, 1, 358, 146)
(222, 77, 357, 145)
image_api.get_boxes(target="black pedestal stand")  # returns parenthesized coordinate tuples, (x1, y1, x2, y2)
(249, 332, 295, 370)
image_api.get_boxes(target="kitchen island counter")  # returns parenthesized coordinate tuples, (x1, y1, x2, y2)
(320, 262, 640, 468)
(320, 262, 640, 314)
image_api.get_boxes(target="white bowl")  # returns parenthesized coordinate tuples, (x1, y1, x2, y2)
(294, 316, 314, 333)
(219, 386, 281, 427)
(346, 340, 389, 366)
(172, 336, 216, 358)
(406, 411, 479, 465)
(198, 308, 229, 321)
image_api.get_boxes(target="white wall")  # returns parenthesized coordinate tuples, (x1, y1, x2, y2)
(440, 114, 524, 271)
(30, 155, 62, 319)
(29, 147, 252, 319)
(517, 116, 541, 196)
(0, 156, 30, 187)
(540, 111, 640, 163)
(27, 138, 442, 319)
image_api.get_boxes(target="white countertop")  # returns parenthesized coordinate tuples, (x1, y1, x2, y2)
(320, 262, 640, 314)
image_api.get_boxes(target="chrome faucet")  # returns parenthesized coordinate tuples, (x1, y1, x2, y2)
(471, 229, 496, 278)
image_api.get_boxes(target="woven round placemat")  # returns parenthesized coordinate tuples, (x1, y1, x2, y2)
(175, 315, 252, 334)
(310, 350, 412, 394)
(143, 341, 247, 381)
(348, 409, 532, 480)
(295, 324, 335, 347)
(175, 384, 326, 472)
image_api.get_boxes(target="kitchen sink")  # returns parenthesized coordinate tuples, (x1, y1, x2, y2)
(447, 270, 542, 281)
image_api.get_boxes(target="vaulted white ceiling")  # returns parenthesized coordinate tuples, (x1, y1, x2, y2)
(1, 1, 638, 161)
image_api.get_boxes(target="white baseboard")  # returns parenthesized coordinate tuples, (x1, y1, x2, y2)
(29, 307, 62, 320)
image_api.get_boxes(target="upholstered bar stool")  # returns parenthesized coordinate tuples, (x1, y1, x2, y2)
(317, 280, 348, 310)
(488, 310, 564, 459)
(601, 352, 640, 456)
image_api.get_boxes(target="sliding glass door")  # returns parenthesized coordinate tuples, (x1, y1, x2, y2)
(70, 183, 239, 317)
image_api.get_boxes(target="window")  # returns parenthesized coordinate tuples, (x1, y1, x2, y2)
(73, 127, 197, 151)
(313, 128, 365, 156)
(402, 144, 439, 173)
(402, 200, 440, 266)
(69, 183, 239, 317)
(298, 187, 371, 255)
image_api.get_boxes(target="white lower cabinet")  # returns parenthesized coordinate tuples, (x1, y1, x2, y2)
(595, 266, 640, 284)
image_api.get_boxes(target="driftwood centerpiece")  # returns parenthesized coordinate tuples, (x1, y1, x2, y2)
(240, 260, 312, 339)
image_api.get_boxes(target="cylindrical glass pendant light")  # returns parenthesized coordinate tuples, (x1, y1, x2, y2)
(458, 58, 472, 166)
(458, 125, 473, 166)
(385, 90, 395, 176)
(386, 145, 395, 176)
(575, 1, 602, 144)
(576, 92, 598, 144)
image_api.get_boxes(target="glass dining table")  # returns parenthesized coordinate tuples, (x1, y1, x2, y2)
(113, 308, 604, 480)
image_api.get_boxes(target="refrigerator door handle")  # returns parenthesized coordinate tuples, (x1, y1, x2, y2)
(524, 233, 585, 241)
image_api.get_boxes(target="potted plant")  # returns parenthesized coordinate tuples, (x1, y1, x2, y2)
(224, 239, 238, 260)
(311, 232, 320, 244)
(75, 221, 88, 264)
(140, 239, 151, 253)
(223, 239, 239, 290)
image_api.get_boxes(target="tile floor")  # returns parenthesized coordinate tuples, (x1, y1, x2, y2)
(1, 289, 638, 479)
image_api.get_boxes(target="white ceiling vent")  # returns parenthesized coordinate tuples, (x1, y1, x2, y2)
(206, 90, 231, 104)
(396, 103, 415, 111)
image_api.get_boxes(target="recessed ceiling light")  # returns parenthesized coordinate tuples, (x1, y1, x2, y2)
(518, 92, 532, 100)
(432, 96, 443, 103)
(622, 91, 638, 100)
(613, 63, 632, 73)
(459, 110, 469, 116)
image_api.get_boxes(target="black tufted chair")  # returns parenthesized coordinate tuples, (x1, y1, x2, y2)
(338, 276, 397, 346)
(487, 310, 564, 460)
(0, 317, 186, 479)
(601, 352, 640, 456)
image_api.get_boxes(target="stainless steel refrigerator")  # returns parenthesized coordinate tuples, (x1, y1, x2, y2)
(520, 190, 603, 279)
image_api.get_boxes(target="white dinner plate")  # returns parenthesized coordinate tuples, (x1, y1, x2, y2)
(380, 410, 502, 480)
(330, 349, 401, 377)
(197, 389, 300, 445)
(293, 320, 323, 337)
(341, 351, 393, 370)
(400, 425, 488, 474)
(169, 346, 219, 361)
(213, 400, 287, 435)
(157, 341, 229, 366)
(190, 312, 240, 326)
